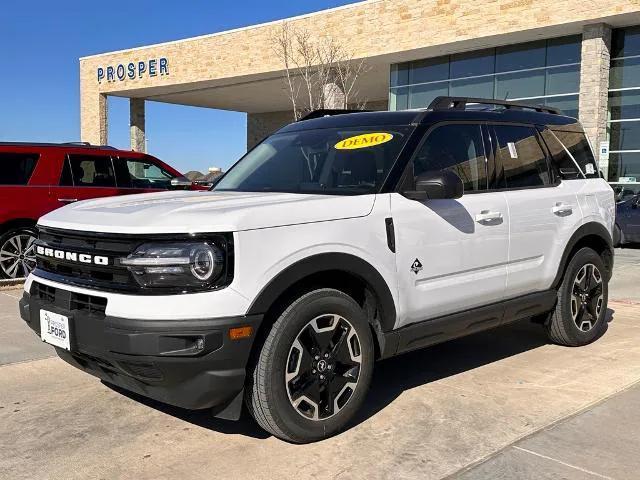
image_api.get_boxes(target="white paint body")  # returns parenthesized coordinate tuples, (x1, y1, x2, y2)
(29, 179, 614, 329)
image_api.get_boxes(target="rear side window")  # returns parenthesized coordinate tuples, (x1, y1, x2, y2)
(493, 125, 551, 188)
(551, 130, 599, 179)
(411, 123, 488, 192)
(0, 152, 39, 185)
(61, 155, 116, 187)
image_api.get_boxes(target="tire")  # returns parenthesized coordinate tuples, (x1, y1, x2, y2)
(546, 247, 608, 347)
(245, 288, 374, 443)
(613, 224, 622, 248)
(0, 227, 38, 279)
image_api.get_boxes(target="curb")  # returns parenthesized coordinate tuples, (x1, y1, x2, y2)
(0, 278, 25, 290)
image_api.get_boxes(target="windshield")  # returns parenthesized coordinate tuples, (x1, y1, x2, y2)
(214, 125, 413, 195)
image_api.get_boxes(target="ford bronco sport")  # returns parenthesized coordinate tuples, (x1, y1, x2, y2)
(20, 97, 615, 443)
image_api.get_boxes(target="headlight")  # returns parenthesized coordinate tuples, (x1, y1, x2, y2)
(120, 242, 225, 289)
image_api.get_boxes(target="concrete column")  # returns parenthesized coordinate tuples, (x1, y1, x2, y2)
(246, 110, 295, 150)
(579, 23, 612, 178)
(323, 82, 345, 109)
(80, 93, 108, 146)
(129, 98, 146, 152)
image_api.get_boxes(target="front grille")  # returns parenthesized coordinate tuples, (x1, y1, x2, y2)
(31, 281, 108, 316)
(34, 227, 234, 294)
(35, 227, 140, 292)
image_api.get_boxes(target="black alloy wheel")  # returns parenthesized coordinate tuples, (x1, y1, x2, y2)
(570, 263, 604, 333)
(285, 314, 362, 420)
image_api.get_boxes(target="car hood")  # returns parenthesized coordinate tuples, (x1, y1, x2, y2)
(38, 190, 377, 234)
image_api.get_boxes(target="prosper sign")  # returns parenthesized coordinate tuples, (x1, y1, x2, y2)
(97, 58, 169, 84)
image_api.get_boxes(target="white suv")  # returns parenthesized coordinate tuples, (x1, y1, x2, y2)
(21, 97, 615, 443)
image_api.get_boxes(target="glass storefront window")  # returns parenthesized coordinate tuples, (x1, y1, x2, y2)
(450, 76, 494, 98)
(496, 41, 546, 72)
(389, 35, 580, 113)
(450, 49, 495, 78)
(389, 87, 409, 110)
(390, 64, 408, 88)
(545, 64, 580, 95)
(609, 122, 640, 151)
(608, 153, 640, 182)
(409, 83, 448, 109)
(544, 95, 579, 118)
(409, 58, 449, 84)
(496, 70, 545, 99)
(610, 57, 640, 90)
(609, 90, 640, 121)
(547, 36, 582, 65)
(608, 27, 640, 184)
(612, 26, 640, 59)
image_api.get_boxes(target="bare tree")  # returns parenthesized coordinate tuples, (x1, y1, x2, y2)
(271, 22, 370, 120)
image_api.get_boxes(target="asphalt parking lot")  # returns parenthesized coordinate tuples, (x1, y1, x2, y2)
(1, 248, 639, 480)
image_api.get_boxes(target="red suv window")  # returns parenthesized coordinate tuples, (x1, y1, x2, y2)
(0, 152, 40, 185)
(60, 155, 117, 187)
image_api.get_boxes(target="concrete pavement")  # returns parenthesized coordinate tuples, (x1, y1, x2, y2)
(2, 290, 640, 479)
(609, 247, 640, 303)
(0, 289, 53, 366)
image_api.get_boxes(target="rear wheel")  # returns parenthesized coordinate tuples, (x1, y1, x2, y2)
(0, 227, 37, 279)
(546, 247, 608, 346)
(246, 288, 374, 443)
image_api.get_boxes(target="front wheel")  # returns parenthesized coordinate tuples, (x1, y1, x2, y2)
(0, 227, 37, 279)
(245, 288, 374, 443)
(546, 247, 608, 346)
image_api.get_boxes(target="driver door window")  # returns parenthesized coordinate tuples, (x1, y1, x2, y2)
(410, 123, 488, 192)
(114, 158, 174, 189)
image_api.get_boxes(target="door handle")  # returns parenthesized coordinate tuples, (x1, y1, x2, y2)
(552, 203, 573, 216)
(57, 198, 78, 203)
(475, 210, 503, 223)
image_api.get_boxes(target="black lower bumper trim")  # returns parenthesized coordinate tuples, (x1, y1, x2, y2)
(21, 289, 262, 412)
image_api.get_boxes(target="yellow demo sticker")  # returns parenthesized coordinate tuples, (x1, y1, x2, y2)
(335, 132, 394, 150)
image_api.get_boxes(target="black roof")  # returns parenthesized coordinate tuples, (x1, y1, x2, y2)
(279, 96, 580, 133)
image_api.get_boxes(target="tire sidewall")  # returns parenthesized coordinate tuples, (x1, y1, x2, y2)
(263, 290, 374, 442)
(558, 247, 608, 344)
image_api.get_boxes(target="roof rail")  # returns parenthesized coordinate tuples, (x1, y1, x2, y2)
(428, 96, 562, 115)
(0, 141, 117, 150)
(297, 109, 371, 121)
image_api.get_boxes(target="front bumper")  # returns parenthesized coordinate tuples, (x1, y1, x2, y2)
(20, 281, 262, 414)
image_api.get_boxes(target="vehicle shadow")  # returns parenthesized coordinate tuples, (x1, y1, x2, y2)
(102, 383, 271, 440)
(104, 309, 615, 441)
(352, 307, 614, 428)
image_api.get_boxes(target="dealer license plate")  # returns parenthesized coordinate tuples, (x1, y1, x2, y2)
(40, 309, 71, 350)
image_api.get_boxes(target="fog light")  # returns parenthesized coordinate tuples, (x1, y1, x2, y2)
(229, 326, 253, 340)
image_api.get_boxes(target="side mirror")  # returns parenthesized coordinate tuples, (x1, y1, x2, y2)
(170, 176, 193, 188)
(403, 170, 464, 201)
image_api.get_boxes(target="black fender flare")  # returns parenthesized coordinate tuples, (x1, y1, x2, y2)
(551, 222, 614, 289)
(246, 252, 397, 332)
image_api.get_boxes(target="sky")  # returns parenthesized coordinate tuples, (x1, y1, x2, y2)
(0, 0, 359, 174)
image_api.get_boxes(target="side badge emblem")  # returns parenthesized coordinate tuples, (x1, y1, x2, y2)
(411, 259, 423, 275)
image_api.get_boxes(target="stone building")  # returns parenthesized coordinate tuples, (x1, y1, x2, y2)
(79, 0, 640, 189)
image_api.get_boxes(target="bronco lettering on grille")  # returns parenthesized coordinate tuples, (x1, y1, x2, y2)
(36, 246, 109, 266)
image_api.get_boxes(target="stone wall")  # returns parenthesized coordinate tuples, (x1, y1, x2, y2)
(578, 24, 612, 176)
(80, 0, 640, 145)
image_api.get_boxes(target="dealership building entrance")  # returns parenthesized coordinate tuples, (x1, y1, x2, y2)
(79, 0, 640, 189)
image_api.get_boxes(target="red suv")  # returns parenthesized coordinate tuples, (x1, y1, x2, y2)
(0, 142, 199, 279)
